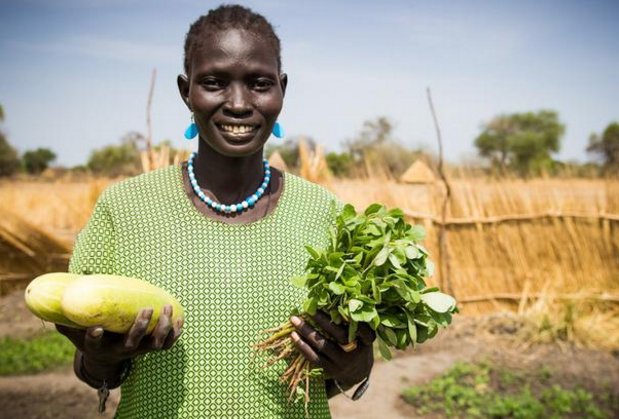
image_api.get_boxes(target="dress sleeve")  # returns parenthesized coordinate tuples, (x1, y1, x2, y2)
(68, 193, 117, 276)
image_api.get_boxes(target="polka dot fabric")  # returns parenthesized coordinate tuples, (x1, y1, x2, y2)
(69, 164, 341, 418)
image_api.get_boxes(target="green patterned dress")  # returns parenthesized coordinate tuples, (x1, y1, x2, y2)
(68, 164, 340, 418)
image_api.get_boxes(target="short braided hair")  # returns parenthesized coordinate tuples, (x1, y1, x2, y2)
(183, 4, 282, 75)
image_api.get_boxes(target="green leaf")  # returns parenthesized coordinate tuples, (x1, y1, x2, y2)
(352, 252, 363, 265)
(305, 245, 321, 260)
(396, 329, 408, 349)
(370, 315, 381, 330)
(364, 203, 383, 216)
(291, 275, 307, 288)
(325, 266, 339, 274)
(303, 297, 318, 315)
(388, 253, 402, 269)
(329, 309, 341, 324)
(421, 292, 456, 313)
(405, 245, 420, 259)
(376, 336, 392, 360)
(350, 305, 378, 322)
(380, 314, 406, 328)
(328, 252, 345, 265)
(408, 225, 426, 241)
(388, 208, 404, 218)
(349, 299, 363, 312)
(335, 263, 345, 280)
(410, 290, 421, 304)
(374, 247, 390, 266)
(433, 312, 453, 327)
(425, 260, 435, 277)
(371, 278, 380, 303)
(405, 311, 417, 348)
(365, 224, 381, 236)
(328, 281, 346, 295)
(416, 325, 428, 343)
(342, 204, 357, 220)
(342, 273, 360, 287)
(382, 326, 398, 346)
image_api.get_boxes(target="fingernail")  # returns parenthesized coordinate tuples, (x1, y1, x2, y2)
(164, 305, 172, 315)
(290, 331, 299, 341)
(290, 316, 301, 326)
(90, 328, 103, 338)
(141, 308, 153, 319)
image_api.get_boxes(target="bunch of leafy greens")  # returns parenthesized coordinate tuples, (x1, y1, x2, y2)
(291, 203, 456, 359)
(255, 203, 457, 414)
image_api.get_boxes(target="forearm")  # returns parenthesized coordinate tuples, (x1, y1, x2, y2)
(73, 350, 130, 389)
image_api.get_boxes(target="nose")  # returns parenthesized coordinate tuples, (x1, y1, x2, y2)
(223, 83, 252, 118)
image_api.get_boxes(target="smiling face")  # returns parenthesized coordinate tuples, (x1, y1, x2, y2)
(179, 28, 287, 158)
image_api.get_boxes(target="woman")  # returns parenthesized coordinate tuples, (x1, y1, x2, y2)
(57, 5, 374, 418)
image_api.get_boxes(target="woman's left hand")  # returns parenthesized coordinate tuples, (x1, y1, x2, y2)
(290, 311, 375, 387)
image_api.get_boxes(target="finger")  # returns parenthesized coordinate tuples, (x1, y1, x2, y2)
(124, 308, 153, 351)
(83, 326, 104, 353)
(291, 331, 321, 366)
(162, 318, 184, 350)
(291, 316, 341, 360)
(356, 323, 377, 346)
(151, 305, 173, 349)
(310, 311, 349, 345)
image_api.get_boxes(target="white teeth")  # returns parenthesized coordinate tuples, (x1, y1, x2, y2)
(220, 124, 254, 134)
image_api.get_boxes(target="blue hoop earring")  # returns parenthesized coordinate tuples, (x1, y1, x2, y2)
(272, 121, 284, 139)
(184, 114, 198, 140)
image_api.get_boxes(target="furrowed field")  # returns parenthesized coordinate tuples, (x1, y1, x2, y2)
(1, 174, 618, 418)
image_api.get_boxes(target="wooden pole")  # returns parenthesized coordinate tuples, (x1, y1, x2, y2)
(427, 87, 454, 297)
(402, 210, 619, 226)
(145, 68, 157, 171)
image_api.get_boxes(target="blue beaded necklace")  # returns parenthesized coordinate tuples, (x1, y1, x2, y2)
(187, 152, 271, 214)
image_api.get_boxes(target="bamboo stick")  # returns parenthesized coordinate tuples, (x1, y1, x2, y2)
(459, 293, 619, 304)
(402, 210, 619, 225)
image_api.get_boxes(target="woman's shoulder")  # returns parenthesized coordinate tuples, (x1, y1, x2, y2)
(283, 172, 344, 217)
(98, 165, 181, 206)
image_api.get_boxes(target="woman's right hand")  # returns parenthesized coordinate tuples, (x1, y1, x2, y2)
(56, 304, 183, 369)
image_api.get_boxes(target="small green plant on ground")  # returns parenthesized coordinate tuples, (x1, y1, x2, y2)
(401, 361, 614, 418)
(0, 331, 74, 375)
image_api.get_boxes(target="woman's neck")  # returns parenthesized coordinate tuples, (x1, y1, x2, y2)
(192, 141, 265, 205)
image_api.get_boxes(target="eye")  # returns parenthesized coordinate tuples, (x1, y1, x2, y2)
(200, 77, 225, 90)
(252, 78, 275, 92)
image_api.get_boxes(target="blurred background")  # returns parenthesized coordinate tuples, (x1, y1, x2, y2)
(1, 0, 618, 418)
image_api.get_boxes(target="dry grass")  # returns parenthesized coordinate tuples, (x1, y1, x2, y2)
(0, 178, 112, 243)
(0, 177, 114, 295)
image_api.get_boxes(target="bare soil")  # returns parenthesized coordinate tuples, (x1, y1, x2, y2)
(2, 289, 618, 418)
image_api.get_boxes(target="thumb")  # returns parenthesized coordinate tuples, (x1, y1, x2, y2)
(84, 326, 104, 353)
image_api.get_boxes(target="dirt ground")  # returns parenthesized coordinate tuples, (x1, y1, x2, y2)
(2, 289, 618, 419)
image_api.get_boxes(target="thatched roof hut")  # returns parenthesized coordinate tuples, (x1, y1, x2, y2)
(399, 160, 436, 184)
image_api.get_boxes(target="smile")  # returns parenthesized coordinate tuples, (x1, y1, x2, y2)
(216, 124, 259, 135)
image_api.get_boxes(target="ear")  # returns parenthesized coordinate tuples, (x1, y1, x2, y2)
(177, 74, 191, 111)
(279, 73, 288, 97)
